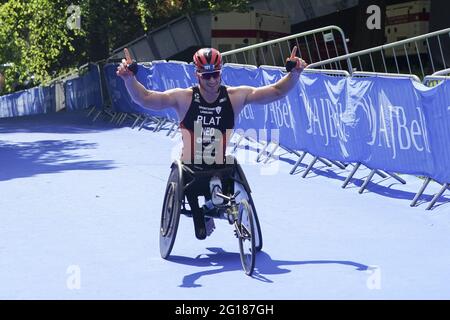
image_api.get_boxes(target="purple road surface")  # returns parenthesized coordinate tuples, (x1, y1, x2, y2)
(0, 111, 449, 299)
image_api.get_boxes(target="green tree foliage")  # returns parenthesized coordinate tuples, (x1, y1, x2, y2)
(0, 0, 80, 92)
(0, 0, 249, 94)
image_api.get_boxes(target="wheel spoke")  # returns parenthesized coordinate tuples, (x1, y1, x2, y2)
(240, 225, 252, 239)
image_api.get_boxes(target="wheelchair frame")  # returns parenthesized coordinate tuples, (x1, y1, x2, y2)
(159, 157, 263, 275)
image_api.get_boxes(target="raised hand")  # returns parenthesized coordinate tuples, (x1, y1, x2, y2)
(285, 46, 307, 73)
(116, 48, 137, 79)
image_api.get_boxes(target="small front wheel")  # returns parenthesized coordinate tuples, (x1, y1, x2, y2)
(237, 199, 256, 276)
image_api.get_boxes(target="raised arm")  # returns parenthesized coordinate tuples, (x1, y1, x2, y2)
(242, 46, 307, 105)
(116, 48, 180, 111)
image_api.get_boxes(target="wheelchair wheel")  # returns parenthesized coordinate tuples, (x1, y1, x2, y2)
(248, 196, 263, 252)
(237, 199, 256, 276)
(159, 163, 182, 259)
(234, 161, 263, 252)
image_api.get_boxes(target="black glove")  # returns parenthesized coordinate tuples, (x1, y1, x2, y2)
(127, 61, 138, 76)
(285, 60, 297, 72)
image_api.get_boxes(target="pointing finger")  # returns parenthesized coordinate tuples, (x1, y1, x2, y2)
(124, 48, 132, 64)
(290, 46, 297, 59)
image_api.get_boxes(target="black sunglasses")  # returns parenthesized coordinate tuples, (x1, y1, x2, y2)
(198, 71, 221, 80)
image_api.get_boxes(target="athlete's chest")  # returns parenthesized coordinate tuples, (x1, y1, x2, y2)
(188, 89, 234, 127)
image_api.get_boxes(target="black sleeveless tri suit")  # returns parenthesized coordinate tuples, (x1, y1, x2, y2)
(179, 85, 235, 239)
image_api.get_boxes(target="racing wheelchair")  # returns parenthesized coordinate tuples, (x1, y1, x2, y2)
(159, 156, 263, 276)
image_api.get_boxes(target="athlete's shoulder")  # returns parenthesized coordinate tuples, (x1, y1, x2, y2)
(225, 85, 253, 97)
(169, 87, 193, 94)
(165, 87, 192, 113)
(166, 87, 192, 100)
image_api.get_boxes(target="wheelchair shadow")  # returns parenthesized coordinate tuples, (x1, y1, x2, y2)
(168, 247, 369, 288)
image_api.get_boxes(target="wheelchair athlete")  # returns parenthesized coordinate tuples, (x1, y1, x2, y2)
(117, 47, 307, 239)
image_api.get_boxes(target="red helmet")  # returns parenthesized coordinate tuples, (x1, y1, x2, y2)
(193, 48, 222, 72)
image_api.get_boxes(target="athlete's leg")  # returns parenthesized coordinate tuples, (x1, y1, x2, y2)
(184, 169, 210, 240)
(185, 192, 208, 240)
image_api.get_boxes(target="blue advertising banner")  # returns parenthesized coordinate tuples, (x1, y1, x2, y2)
(65, 65, 103, 111)
(417, 79, 450, 183)
(0, 85, 55, 118)
(99, 62, 450, 183)
(296, 72, 350, 159)
(1, 61, 449, 183)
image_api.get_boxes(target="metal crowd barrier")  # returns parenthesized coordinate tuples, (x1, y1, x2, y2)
(222, 25, 351, 71)
(98, 30, 450, 210)
(407, 71, 450, 210)
(307, 28, 450, 79)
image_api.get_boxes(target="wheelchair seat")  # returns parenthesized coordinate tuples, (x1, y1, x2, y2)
(182, 163, 235, 179)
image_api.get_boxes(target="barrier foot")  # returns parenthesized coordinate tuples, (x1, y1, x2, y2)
(103, 108, 115, 121)
(263, 143, 279, 164)
(138, 116, 149, 131)
(256, 142, 270, 163)
(410, 177, 432, 207)
(170, 127, 180, 138)
(115, 114, 121, 125)
(386, 172, 406, 184)
(278, 145, 301, 157)
(318, 158, 332, 167)
(289, 152, 307, 175)
(329, 159, 346, 170)
(166, 121, 178, 136)
(340, 162, 350, 168)
(92, 110, 103, 122)
(136, 116, 147, 129)
(110, 112, 119, 123)
(359, 169, 377, 194)
(302, 156, 319, 178)
(86, 105, 96, 117)
(426, 183, 449, 210)
(131, 115, 142, 129)
(232, 135, 245, 153)
(342, 162, 361, 189)
(375, 170, 388, 179)
(152, 118, 162, 131)
(155, 118, 167, 132)
(118, 113, 128, 126)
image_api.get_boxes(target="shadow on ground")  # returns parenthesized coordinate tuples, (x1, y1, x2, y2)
(168, 247, 368, 288)
(0, 110, 117, 134)
(0, 139, 115, 181)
